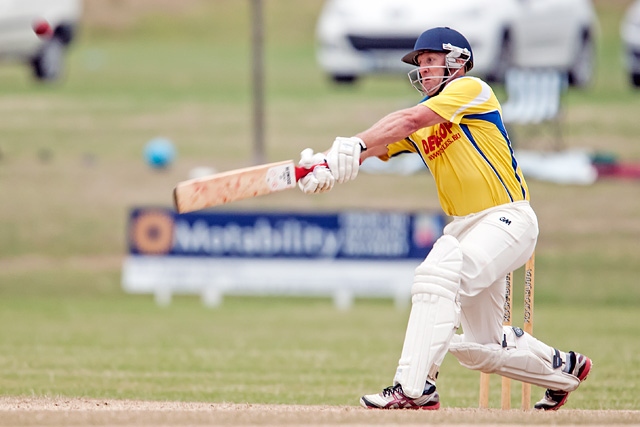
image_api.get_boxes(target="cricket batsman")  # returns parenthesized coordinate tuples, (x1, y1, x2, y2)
(297, 27, 592, 410)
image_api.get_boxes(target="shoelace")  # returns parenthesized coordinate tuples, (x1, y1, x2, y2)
(381, 384, 403, 397)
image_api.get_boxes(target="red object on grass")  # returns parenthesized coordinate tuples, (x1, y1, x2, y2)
(594, 162, 640, 180)
(32, 19, 53, 38)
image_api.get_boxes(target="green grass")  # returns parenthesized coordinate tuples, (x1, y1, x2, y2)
(0, 0, 639, 414)
(1, 289, 638, 409)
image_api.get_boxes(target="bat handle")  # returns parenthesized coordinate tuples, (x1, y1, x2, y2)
(294, 162, 328, 181)
(294, 158, 363, 182)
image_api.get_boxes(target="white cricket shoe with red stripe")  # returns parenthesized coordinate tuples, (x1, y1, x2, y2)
(534, 351, 593, 411)
(360, 383, 440, 410)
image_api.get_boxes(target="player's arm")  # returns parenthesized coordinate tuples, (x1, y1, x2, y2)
(361, 144, 388, 161)
(356, 104, 446, 152)
(297, 104, 445, 191)
(325, 104, 445, 180)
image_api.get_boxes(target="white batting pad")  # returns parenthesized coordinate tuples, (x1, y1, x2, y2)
(449, 326, 580, 391)
(394, 235, 462, 398)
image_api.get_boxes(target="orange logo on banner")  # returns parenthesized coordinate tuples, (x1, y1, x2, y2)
(130, 210, 174, 255)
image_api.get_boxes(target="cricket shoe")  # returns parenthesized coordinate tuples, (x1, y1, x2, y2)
(534, 351, 592, 411)
(360, 383, 440, 410)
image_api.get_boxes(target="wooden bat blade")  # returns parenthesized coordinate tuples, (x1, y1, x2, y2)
(174, 160, 299, 213)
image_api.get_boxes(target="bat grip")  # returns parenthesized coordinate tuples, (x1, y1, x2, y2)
(294, 162, 328, 181)
(294, 158, 363, 182)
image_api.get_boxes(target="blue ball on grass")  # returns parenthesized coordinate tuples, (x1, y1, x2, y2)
(144, 137, 176, 169)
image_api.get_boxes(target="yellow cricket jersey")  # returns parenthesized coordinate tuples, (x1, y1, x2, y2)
(385, 76, 529, 217)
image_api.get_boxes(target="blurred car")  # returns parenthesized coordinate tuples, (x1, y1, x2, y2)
(0, 0, 82, 81)
(316, 0, 598, 87)
(622, 0, 640, 87)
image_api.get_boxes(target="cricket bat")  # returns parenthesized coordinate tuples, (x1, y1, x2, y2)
(173, 160, 318, 213)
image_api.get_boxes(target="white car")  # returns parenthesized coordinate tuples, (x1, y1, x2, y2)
(0, 0, 82, 81)
(622, 0, 640, 87)
(316, 0, 598, 87)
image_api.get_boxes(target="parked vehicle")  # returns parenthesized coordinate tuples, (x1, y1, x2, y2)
(0, 0, 82, 81)
(621, 0, 640, 87)
(316, 0, 598, 87)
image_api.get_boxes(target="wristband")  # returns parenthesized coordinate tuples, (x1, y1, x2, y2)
(353, 137, 367, 152)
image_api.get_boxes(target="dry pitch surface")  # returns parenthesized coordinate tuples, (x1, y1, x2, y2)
(1, 398, 639, 426)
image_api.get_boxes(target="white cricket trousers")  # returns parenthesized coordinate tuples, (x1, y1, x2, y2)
(444, 200, 538, 345)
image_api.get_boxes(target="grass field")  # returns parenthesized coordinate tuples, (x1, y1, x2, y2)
(1, 0, 639, 424)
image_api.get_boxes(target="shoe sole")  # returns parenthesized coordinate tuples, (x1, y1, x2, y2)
(360, 397, 440, 410)
(545, 357, 593, 411)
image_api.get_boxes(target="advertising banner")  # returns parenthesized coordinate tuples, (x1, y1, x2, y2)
(122, 208, 446, 308)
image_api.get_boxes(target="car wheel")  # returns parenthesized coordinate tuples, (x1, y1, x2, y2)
(331, 74, 358, 84)
(31, 36, 65, 81)
(632, 73, 640, 88)
(486, 31, 513, 84)
(568, 31, 594, 88)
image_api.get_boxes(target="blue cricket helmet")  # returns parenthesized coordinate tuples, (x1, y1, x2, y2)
(402, 27, 474, 71)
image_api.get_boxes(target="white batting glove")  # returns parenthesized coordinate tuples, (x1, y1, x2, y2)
(326, 136, 366, 184)
(297, 148, 335, 194)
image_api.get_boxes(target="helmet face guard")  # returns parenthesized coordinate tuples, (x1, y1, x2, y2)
(407, 44, 471, 97)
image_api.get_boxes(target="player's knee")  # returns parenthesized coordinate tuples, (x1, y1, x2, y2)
(449, 327, 517, 372)
(448, 339, 504, 372)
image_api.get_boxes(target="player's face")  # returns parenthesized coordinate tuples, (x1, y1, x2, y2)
(416, 52, 446, 71)
(415, 52, 447, 95)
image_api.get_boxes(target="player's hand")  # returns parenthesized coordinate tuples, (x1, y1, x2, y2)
(297, 148, 335, 194)
(326, 136, 366, 184)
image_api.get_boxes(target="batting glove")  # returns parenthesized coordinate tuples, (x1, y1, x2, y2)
(297, 148, 335, 194)
(326, 136, 366, 184)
